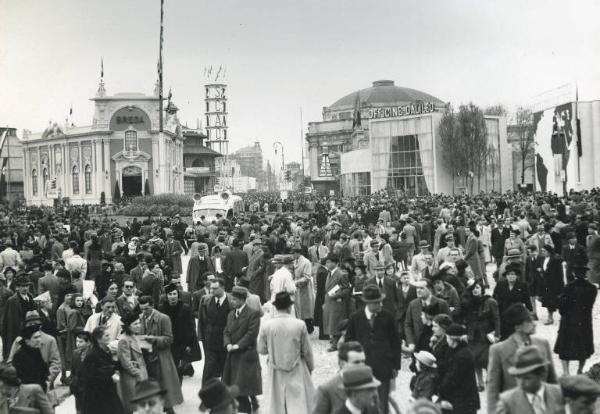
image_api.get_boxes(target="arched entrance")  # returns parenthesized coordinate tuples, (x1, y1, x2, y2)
(122, 166, 142, 196)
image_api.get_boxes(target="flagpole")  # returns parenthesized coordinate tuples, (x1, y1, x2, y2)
(158, 0, 164, 133)
(576, 82, 581, 182)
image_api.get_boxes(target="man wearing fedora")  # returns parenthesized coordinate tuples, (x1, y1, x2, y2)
(187, 243, 215, 293)
(345, 284, 400, 414)
(335, 365, 381, 414)
(222, 286, 262, 414)
(198, 378, 239, 414)
(496, 345, 564, 413)
(258, 291, 315, 414)
(0, 363, 53, 414)
(323, 253, 352, 352)
(1, 275, 36, 360)
(365, 265, 398, 317)
(129, 379, 167, 414)
(487, 303, 557, 413)
(560, 374, 600, 414)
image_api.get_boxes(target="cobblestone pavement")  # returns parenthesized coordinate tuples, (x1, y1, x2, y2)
(57, 258, 600, 414)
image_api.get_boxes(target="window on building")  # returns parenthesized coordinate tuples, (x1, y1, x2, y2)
(85, 165, 92, 194)
(72, 165, 79, 194)
(124, 129, 138, 153)
(42, 168, 49, 195)
(32, 169, 38, 196)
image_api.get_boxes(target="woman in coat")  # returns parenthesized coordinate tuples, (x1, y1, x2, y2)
(493, 262, 532, 339)
(461, 280, 500, 391)
(503, 228, 526, 262)
(554, 265, 598, 375)
(158, 283, 202, 382)
(81, 326, 123, 414)
(118, 313, 148, 414)
(12, 325, 50, 392)
(438, 324, 480, 414)
(464, 226, 483, 281)
(540, 244, 565, 325)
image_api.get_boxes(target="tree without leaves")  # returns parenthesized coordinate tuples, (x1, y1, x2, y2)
(438, 105, 464, 194)
(514, 107, 535, 185)
(457, 103, 488, 194)
(484, 104, 508, 117)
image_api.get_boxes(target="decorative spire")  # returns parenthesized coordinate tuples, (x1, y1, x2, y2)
(96, 56, 106, 97)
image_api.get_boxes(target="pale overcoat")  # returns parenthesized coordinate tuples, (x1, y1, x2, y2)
(257, 312, 315, 414)
(293, 255, 315, 319)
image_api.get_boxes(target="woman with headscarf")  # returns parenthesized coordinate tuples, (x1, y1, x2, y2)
(460, 279, 500, 391)
(80, 326, 124, 414)
(117, 313, 148, 414)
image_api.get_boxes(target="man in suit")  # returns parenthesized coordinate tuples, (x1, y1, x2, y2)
(222, 239, 249, 292)
(116, 277, 138, 317)
(222, 286, 262, 413)
(395, 270, 417, 340)
(562, 232, 588, 281)
(335, 365, 382, 414)
(404, 279, 450, 353)
(245, 239, 266, 303)
(365, 265, 398, 316)
(345, 284, 400, 414)
(313, 341, 367, 414)
(496, 346, 564, 413)
(37, 262, 61, 309)
(323, 253, 351, 352)
(487, 303, 558, 413)
(1, 275, 36, 360)
(362, 240, 380, 278)
(525, 245, 544, 319)
(199, 278, 231, 385)
(130, 255, 147, 291)
(186, 243, 214, 293)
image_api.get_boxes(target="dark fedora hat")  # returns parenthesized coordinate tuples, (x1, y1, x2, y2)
(272, 291, 293, 310)
(446, 323, 467, 337)
(340, 365, 381, 390)
(231, 286, 248, 299)
(198, 378, 239, 411)
(361, 284, 386, 303)
(130, 379, 166, 404)
(507, 345, 548, 376)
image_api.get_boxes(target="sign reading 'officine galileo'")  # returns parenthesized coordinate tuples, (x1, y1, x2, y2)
(368, 102, 436, 119)
(109, 107, 152, 131)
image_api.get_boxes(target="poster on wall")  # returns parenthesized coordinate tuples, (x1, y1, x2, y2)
(533, 103, 577, 195)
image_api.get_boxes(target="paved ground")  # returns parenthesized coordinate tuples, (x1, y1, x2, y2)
(57, 258, 600, 413)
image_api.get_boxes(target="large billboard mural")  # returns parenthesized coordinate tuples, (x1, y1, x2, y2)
(533, 103, 578, 195)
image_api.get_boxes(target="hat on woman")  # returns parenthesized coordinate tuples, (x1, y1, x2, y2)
(414, 351, 437, 368)
(446, 323, 467, 337)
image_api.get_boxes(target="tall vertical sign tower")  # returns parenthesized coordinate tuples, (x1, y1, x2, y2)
(205, 78, 228, 155)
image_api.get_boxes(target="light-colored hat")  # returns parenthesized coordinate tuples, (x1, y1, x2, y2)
(414, 351, 437, 368)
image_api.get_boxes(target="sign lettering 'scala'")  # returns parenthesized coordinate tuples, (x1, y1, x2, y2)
(368, 102, 436, 119)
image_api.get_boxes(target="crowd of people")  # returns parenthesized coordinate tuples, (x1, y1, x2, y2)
(0, 189, 600, 413)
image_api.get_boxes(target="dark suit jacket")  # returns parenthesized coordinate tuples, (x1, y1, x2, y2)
(313, 374, 345, 414)
(561, 243, 588, 276)
(487, 335, 558, 413)
(395, 284, 418, 325)
(404, 296, 450, 346)
(365, 276, 398, 315)
(198, 295, 231, 351)
(496, 383, 564, 414)
(345, 308, 400, 382)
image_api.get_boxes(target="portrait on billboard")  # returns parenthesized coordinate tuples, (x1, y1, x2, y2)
(533, 103, 575, 194)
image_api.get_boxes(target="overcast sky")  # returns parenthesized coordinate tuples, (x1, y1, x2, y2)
(1, 0, 600, 167)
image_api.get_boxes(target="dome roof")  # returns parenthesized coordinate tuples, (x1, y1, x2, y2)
(329, 80, 444, 109)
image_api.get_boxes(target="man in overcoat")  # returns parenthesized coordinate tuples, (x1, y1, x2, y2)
(345, 284, 400, 414)
(292, 247, 315, 332)
(487, 302, 558, 413)
(199, 278, 231, 385)
(138, 295, 183, 413)
(1, 275, 36, 360)
(164, 233, 183, 277)
(365, 265, 398, 316)
(222, 286, 262, 413)
(186, 243, 214, 293)
(322, 253, 351, 352)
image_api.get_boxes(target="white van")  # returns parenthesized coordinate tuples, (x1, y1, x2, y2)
(192, 191, 244, 224)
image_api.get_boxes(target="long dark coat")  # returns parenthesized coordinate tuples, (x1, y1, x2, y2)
(159, 301, 202, 364)
(540, 255, 565, 312)
(438, 341, 480, 414)
(323, 268, 351, 336)
(81, 345, 124, 414)
(186, 255, 215, 292)
(313, 264, 328, 329)
(345, 309, 401, 382)
(1, 292, 36, 359)
(222, 305, 262, 396)
(493, 280, 531, 339)
(554, 278, 597, 360)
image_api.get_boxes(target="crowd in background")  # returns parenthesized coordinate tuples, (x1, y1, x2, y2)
(0, 189, 600, 413)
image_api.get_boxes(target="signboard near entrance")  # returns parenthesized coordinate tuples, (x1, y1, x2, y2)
(368, 102, 436, 120)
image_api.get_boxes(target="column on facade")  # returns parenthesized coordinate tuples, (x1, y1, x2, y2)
(103, 139, 111, 202)
(309, 141, 319, 179)
(152, 134, 160, 194)
(22, 148, 28, 201)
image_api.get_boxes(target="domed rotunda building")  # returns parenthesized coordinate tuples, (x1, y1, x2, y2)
(306, 80, 512, 196)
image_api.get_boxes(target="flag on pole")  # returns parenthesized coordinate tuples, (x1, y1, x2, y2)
(352, 92, 362, 129)
(101, 57, 104, 79)
(69, 105, 73, 116)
